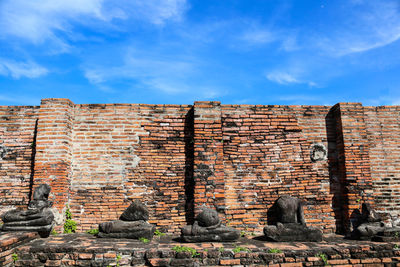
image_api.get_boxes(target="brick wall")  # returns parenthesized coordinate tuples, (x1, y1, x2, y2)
(193, 102, 225, 217)
(69, 103, 191, 233)
(221, 105, 334, 232)
(33, 99, 74, 211)
(0, 105, 39, 215)
(1, 98, 400, 235)
(364, 106, 400, 221)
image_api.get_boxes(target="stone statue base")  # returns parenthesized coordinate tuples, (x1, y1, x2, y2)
(372, 228, 400, 242)
(1, 207, 54, 238)
(263, 222, 323, 242)
(98, 220, 155, 240)
(181, 223, 240, 242)
(1, 223, 54, 238)
(351, 222, 400, 241)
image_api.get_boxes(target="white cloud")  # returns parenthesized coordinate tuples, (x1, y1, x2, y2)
(0, 0, 104, 45)
(0, 0, 187, 50)
(316, 0, 400, 56)
(266, 71, 299, 84)
(85, 52, 188, 93)
(122, 0, 187, 25)
(241, 30, 276, 44)
(237, 21, 299, 51)
(84, 52, 195, 94)
(265, 71, 316, 87)
(0, 59, 48, 79)
(82, 49, 226, 100)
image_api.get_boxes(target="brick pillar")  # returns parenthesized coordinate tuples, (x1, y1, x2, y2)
(332, 103, 373, 232)
(33, 98, 74, 211)
(193, 101, 225, 216)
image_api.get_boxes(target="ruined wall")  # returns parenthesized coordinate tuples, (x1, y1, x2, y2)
(364, 106, 400, 220)
(1, 98, 400, 235)
(220, 105, 335, 233)
(0, 106, 39, 215)
(69, 103, 192, 232)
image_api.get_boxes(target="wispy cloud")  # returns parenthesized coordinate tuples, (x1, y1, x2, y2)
(266, 71, 316, 87)
(84, 51, 195, 94)
(0, 0, 187, 52)
(83, 49, 225, 99)
(315, 0, 400, 56)
(0, 59, 48, 79)
(241, 29, 276, 44)
(237, 21, 299, 51)
(119, 0, 187, 25)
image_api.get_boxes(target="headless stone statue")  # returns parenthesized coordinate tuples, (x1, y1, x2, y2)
(1, 184, 55, 238)
(263, 195, 322, 242)
(351, 203, 400, 241)
(181, 208, 240, 242)
(98, 200, 155, 239)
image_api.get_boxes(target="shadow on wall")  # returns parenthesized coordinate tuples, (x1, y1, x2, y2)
(267, 201, 278, 225)
(326, 106, 348, 234)
(184, 107, 195, 225)
(28, 119, 38, 202)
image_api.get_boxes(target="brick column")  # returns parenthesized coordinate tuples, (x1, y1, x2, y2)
(33, 98, 74, 211)
(193, 101, 225, 215)
(332, 103, 373, 232)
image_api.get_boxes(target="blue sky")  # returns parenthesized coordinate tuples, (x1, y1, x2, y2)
(1, 0, 400, 106)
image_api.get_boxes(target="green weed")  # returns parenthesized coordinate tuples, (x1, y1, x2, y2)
(172, 245, 199, 258)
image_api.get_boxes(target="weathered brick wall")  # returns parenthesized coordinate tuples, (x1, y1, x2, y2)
(0, 105, 39, 215)
(1, 98, 400, 235)
(69, 103, 191, 233)
(33, 99, 74, 212)
(193, 102, 225, 217)
(221, 105, 334, 233)
(291, 106, 341, 232)
(364, 106, 400, 221)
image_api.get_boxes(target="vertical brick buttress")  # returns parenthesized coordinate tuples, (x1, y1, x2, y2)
(33, 99, 74, 211)
(332, 103, 373, 233)
(193, 101, 225, 217)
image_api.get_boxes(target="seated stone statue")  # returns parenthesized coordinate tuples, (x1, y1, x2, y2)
(351, 203, 400, 241)
(1, 184, 55, 238)
(98, 200, 155, 239)
(181, 207, 240, 242)
(263, 195, 322, 242)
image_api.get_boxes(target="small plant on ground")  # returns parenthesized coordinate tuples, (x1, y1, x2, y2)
(394, 244, 400, 250)
(116, 254, 122, 267)
(240, 229, 256, 237)
(316, 252, 328, 266)
(218, 247, 225, 252)
(172, 245, 200, 258)
(87, 228, 99, 235)
(63, 205, 77, 234)
(50, 229, 58, 235)
(139, 237, 150, 243)
(268, 248, 282, 253)
(154, 229, 165, 237)
(12, 253, 18, 263)
(232, 246, 250, 253)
